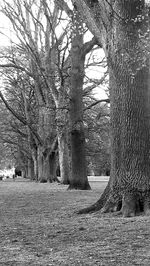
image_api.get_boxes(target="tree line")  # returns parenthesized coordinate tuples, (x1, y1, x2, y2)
(1, 0, 149, 217)
(0, 0, 110, 188)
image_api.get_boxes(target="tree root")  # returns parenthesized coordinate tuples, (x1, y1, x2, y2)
(77, 201, 103, 214)
(77, 177, 150, 217)
(77, 181, 111, 214)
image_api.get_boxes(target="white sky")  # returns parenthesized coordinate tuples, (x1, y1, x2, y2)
(0, 15, 11, 46)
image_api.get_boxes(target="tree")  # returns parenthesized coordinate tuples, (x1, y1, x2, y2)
(51, 1, 107, 189)
(42, 0, 71, 184)
(1, 0, 103, 188)
(75, 0, 150, 216)
(46, 0, 108, 188)
(0, 0, 93, 187)
(1, 0, 59, 182)
(47, 0, 93, 188)
(0, 54, 38, 177)
(0, 101, 17, 169)
(67, 6, 90, 189)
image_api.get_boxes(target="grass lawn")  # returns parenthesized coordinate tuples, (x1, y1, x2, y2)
(0, 178, 150, 265)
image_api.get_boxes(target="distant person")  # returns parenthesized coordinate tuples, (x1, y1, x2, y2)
(106, 170, 110, 176)
(14, 167, 22, 178)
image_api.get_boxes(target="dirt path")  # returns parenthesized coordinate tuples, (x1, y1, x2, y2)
(0, 179, 150, 265)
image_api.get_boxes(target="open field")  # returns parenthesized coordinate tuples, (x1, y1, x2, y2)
(0, 178, 150, 265)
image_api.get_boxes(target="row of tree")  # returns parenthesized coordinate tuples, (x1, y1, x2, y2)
(0, 1, 110, 188)
(3, 0, 148, 218)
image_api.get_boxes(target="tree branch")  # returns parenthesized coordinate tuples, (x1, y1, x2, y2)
(84, 98, 110, 111)
(82, 37, 99, 57)
(0, 91, 43, 145)
(55, 0, 73, 17)
(0, 63, 33, 78)
(0, 137, 32, 159)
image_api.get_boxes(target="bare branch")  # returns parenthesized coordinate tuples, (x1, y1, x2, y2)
(82, 37, 99, 57)
(0, 63, 33, 78)
(84, 98, 110, 111)
(55, 0, 73, 17)
(0, 91, 43, 145)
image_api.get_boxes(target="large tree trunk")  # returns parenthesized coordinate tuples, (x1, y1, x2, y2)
(77, 0, 150, 215)
(68, 9, 91, 190)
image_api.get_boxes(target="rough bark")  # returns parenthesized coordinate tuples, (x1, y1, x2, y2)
(68, 8, 91, 190)
(75, 0, 150, 216)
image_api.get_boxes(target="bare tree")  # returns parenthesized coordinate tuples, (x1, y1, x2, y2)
(1, 0, 59, 182)
(0, 0, 109, 188)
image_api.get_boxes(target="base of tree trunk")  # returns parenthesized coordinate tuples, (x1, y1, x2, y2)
(68, 182, 91, 190)
(52, 176, 60, 183)
(60, 180, 70, 185)
(47, 176, 61, 183)
(39, 179, 47, 183)
(77, 182, 150, 217)
(39, 176, 60, 183)
(77, 181, 111, 214)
